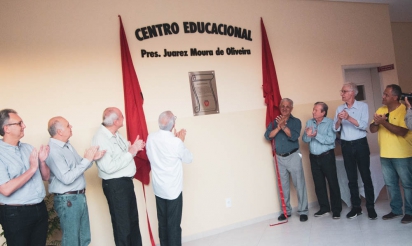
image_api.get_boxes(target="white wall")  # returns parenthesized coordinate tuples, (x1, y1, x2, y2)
(0, 0, 398, 245)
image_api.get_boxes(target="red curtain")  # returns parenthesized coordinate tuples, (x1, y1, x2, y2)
(119, 16, 151, 185)
(261, 18, 282, 127)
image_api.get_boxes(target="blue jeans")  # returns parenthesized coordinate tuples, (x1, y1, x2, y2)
(156, 193, 183, 246)
(341, 137, 374, 209)
(103, 177, 142, 246)
(0, 201, 48, 246)
(380, 157, 412, 215)
(54, 193, 91, 246)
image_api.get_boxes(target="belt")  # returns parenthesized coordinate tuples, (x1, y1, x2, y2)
(0, 201, 43, 206)
(340, 137, 366, 144)
(310, 149, 333, 157)
(277, 148, 298, 157)
(54, 189, 86, 196)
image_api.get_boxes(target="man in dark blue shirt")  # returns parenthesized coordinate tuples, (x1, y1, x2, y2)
(264, 98, 308, 222)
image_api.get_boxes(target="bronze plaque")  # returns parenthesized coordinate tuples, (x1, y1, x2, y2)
(189, 71, 220, 116)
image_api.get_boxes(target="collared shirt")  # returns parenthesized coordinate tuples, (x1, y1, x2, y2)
(302, 117, 336, 155)
(146, 130, 193, 200)
(373, 104, 412, 158)
(333, 100, 369, 141)
(46, 138, 91, 194)
(0, 140, 45, 204)
(406, 108, 412, 130)
(264, 114, 301, 154)
(92, 125, 135, 180)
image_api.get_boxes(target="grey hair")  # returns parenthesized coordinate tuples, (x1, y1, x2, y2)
(103, 111, 119, 126)
(158, 111, 175, 131)
(0, 109, 17, 136)
(344, 82, 359, 96)
(48, 120, 63, 137)
(280, 98, 294, 107)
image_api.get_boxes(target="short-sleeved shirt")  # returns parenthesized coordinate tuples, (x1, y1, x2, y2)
(373, 104, 412, 158)
(0, 140, 46, 204)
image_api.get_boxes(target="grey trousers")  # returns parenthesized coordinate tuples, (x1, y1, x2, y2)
(275, 151, 309, 215)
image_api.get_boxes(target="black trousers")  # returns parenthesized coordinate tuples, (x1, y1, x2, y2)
(341, 137, 375, 209)
(103, 177, 142, 246)
(0, 201, 48, 246)
(310, 150, 342, 214)
(156, 193, 183, 246)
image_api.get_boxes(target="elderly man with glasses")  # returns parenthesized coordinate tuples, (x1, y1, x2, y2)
(333, 82, 377, 220)
(370, 84, 412, 223)
(0, 108, 50, 246)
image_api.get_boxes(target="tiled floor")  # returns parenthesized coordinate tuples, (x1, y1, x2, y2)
(183, 197, 412, 246)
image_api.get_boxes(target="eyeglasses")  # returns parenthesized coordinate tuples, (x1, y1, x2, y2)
(6, 121, 24, 127)
(340, 90, 353, 94)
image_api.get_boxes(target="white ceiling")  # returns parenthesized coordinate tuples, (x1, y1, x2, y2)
(325, 0, 412, 22)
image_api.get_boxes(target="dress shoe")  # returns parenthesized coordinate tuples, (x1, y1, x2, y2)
(300, 214, 308, 222)
(346, 207, 362, 219)
(277, 214, 291, 221)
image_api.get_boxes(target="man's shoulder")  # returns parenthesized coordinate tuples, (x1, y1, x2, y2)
(290, 115, 301, 123)
(376, 105, 388, 113)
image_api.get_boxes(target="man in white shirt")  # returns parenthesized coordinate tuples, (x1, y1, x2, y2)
(146, 111, 193, 246)
(92, 107, 145, 246)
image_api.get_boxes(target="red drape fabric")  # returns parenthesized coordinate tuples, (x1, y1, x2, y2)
(118, 15, 151, 185)
(261, 18, 289, 225)
(261, 18, 282, 128)
(119, 15, 156, 245)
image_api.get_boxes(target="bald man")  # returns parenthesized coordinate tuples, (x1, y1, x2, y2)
(92, 107, 145, 246)
(45, 116, 105, 246)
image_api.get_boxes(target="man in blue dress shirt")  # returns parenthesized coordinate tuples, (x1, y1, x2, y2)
(46, 116, 106, 246)
(333, 82, 377, 220)
(0, 108, 50, 246)
(264, 98, 309, 222)
(303, 102, 342, 219)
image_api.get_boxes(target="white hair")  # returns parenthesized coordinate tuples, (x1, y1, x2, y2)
(103, 112, 119, 126)
(158, 111, 175, 131)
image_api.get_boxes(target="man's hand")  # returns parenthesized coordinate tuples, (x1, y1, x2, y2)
(174, 128, 187, 142)
(38, 145, 50, 163)
(93, 149, 106, 160)
(373, 113, 387, 125)
(29, 148, 39, 171)
(305, 127, 317, 137)
(128, 135, 145, 156)
(338, 110, 349, 120)
(276, 115, 286, 130)
(84, 146, 99, 162)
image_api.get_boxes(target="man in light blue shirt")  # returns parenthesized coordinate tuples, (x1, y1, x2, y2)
(46, 116, 105, 246)
(303, 102, 341, 219)
(0, 108, 50, 245)
(333, 82, 377, 220)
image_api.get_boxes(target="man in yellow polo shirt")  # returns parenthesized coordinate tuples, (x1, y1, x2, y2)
(370, 84, 412, 224)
